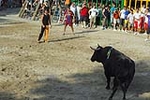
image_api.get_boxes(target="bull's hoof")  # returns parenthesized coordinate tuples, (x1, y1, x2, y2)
(112, 86, 116, 90)
(106, 86, 110, 90)
(123, 98, 126, 100)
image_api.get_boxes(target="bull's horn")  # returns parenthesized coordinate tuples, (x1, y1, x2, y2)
(97, 44, 100, 47)
(90, 46, 96, 50)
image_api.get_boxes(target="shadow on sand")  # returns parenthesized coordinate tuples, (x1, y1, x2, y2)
(75, 30, 99, 34)
(129, 60, 150, 98)
(0, 92, 16, 100)
(1, 60, 150, 100)
(29, 68, 108, 100)
(28, 60, 150, 100)
(38, 35, 85, 44)
(0, 8, 20, 16)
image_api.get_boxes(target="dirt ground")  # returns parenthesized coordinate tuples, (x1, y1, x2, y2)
(0, 8, 150, 100)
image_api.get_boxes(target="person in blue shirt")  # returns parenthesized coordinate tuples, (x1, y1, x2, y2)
(110, 3, 116, 25)
(124, 7, 130, 32)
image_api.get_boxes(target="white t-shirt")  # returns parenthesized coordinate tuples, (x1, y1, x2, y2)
(127, 13, 134, 23)
(89, 8, 99, 17)
(76, 6, 81, 20)
(145, 15, 148, 23)
(70, 5, 76, 15)
(141, 7, 146, 13)
(133, 12, 141, 21)
(120, 9, 126, 19)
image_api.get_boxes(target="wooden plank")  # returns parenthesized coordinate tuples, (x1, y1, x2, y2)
(32, 2, 40, 20)
(18, 1, 27, 17)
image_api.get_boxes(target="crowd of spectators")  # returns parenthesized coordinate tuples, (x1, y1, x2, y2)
(1, 0, 149, 41)
(61, 2, 150, 41)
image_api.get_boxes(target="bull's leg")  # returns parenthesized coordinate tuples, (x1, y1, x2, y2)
(120, 83, 127, 100)
(121, 80, 132, 100)
(106, 77, 111, 89)
(112, 77, 119, 90)
(105, 72, 111, 89)
(108, 86, 118, 100)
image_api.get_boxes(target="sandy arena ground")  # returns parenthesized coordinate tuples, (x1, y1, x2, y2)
(0, 8, 150, 100)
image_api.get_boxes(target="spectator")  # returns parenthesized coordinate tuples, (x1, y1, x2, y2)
(70, 2, 76, 15)
(89, 5, 99, 29)
(127, 10, 134, 32)
(63, 7, 74, 35)
(110, 3, 116, 25)
(65, 0, 70, 7)
(124, 7, 130, 32)
(80, 3, 89, 28)
(113, 8, 120, 31)
(133, 8, 141, 35)
(102, 5, 110, 30)
(70, 2, 77, 26)
(120, 6, 127, 31)
(144, 8, 148, 34)
(76, 4, 81, 26)
(145, 8, 150, 41)
(141, 4, 146, 14)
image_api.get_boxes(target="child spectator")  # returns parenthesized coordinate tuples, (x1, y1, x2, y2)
(63, 7, 74, 35)
(113, 8, 120, 31)
(127, 10, 134, 32)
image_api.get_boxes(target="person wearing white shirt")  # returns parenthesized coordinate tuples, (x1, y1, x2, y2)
(89, 5, 99, 29)
(127, 10, 134, 32)
(120, 6, 127, 31)
(76, 4, 81, 25)
(133, 8, 141, 34)
(70, 3, 76, 15)
(141, 4, 146, 13)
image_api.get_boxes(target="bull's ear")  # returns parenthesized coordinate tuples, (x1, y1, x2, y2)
(90, 46, 101, 51)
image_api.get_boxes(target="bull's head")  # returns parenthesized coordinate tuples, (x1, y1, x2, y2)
(90, 44, 103, 62)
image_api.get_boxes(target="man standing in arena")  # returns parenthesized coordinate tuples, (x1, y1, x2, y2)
(37, 9, 52, 43)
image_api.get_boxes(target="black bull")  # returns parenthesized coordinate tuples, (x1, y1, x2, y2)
(90, 45, 135, 100)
